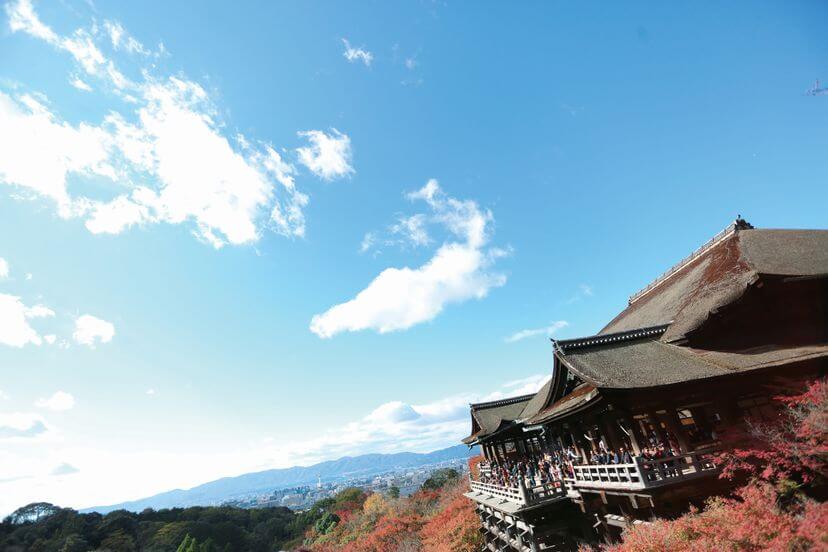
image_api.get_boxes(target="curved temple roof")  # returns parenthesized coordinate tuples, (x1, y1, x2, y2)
(601, 226, 828, 342)
(462, 394, 534, 445)
(464, 221, 828, 444)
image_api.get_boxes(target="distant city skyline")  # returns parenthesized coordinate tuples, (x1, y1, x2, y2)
(1, 0, 826, 515)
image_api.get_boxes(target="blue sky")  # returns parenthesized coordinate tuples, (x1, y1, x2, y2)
(0, 0, 826, 513)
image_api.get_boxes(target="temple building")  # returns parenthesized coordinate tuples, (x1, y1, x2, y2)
(463, 219, 828, 551)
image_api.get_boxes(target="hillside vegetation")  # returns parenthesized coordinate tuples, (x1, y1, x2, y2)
(0, 469, 480, 552)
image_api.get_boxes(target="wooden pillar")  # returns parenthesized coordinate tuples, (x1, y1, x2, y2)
(624, 416, 644, 455)
(664, 409, 691, 454)
(573, 424, 590, 463)
(646, 410, 669, 446)
(600, 413, 625, 452)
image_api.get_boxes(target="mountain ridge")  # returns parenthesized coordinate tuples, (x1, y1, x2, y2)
(84, 444, 475, 514)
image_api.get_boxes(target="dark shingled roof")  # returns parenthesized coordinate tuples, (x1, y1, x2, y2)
(557, 338, 828, 390)
(601, 227, 828, 342)
(462, 394, 533, 445)
(516, 377, 554, 422)
(526, 383, 600, 425)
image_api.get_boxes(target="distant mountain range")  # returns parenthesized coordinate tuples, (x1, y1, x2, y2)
(85, 444, 476, 514)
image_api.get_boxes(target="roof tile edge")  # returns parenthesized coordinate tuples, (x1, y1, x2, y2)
(553, 324, 671, 353)
(469, 394, 535, 410)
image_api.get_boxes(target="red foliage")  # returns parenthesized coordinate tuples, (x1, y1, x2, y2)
(606, 481, 828, 552)
(468, 455, 483, 479)
(717, 378, 828, 485)
(420, 491, 481, 551)
(607, 379, 828, 552)
(341, 513, 424, 552)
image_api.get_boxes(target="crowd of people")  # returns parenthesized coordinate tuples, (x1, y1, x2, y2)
(476, 433, 684, 491)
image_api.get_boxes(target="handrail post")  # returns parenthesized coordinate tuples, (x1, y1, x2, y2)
(518, 477, 530, 505)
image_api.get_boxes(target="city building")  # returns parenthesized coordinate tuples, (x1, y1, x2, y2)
(463, 219, 828, 551)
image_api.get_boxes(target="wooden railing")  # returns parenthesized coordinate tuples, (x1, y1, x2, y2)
(570, 451, 717, 490)
(468, 474, 567, 507)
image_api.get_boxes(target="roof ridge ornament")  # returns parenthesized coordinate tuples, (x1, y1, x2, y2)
(627, 217, 754, 305)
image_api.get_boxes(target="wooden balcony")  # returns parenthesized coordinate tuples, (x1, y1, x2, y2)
(568, 451, 718, 491)
(467, 475, 568, 511)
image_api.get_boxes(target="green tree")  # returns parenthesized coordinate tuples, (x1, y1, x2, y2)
(421, 468, 460, 491)
(176, 534, 194, 552)
(313, 512, 340, 535)
(387, 486, 401, 499)
(59, 534, 89, 552)
(99, 529, 136, 552)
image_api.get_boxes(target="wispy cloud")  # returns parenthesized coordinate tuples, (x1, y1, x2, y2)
(50, 463, 79, 476)
(0, 412, 48, 440)
(0, 257, 8, 279)
(341, 38, 373, 67)
(504, 320, 569, 343)
(310, 180, 508, 338)
(566, 283, 594, 304)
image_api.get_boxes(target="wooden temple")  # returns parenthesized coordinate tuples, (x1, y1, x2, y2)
(463, 219, 828, 551)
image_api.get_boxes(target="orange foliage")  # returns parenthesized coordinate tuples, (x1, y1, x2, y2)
(302, 479, 481, 552)
(420, 487, 481, 551)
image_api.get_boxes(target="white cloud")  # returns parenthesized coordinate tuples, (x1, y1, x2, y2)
(0, 390, 8, 400)
(0, 92, 115, 216)
(35, 391, 75, 412)
(341, 39, 373, 67)
(145, 388, 156, 397)
(43, 334, 56, 345)
(260, 372, 550, 467)
(72, 315, 114, 347)
(504, 320, 569, 343)
(0, 293, 55, 347)
(2, 1, 323, 247)
(296, 129, 354, 181)
(310, 180, 507, 338)
(0, 258, 8, 279)
(69, 76, 92, 92)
